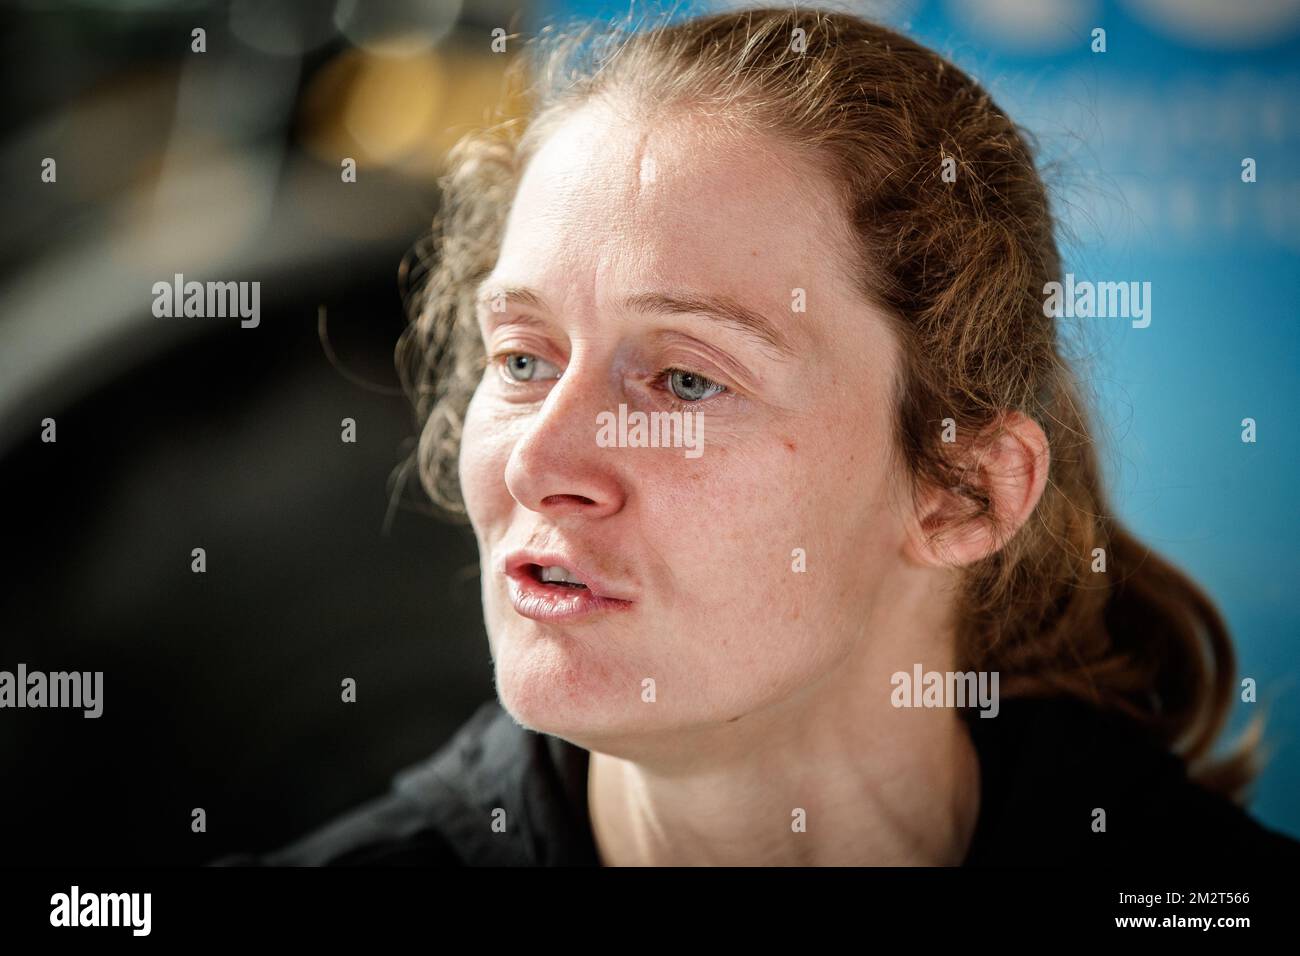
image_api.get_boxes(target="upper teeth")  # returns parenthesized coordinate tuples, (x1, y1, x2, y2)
(540, 565, 585, 586)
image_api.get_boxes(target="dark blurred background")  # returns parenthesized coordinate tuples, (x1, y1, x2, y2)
(2, 0, 1298, 866)
(0, 0, 522, 865)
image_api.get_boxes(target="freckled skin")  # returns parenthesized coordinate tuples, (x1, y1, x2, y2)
(458, 100, 921, 759)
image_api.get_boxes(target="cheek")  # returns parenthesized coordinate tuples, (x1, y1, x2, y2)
(658, 427, 899, 679)
(457, 385, 511, 527)
(646, 444, 844, 674)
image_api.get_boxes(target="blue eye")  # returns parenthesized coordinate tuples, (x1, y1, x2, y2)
(664, 368, 725, 402)
(498, 353, 560, 382)
(491, 352, 726, 406)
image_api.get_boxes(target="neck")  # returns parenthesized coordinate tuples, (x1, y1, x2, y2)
(586, 570, 981, 866)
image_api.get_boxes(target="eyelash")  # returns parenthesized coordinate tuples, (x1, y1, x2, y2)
(485, 351, 728, 411)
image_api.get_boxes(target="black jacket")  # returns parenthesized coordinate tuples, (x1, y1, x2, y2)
(211, 696, 1300, 866)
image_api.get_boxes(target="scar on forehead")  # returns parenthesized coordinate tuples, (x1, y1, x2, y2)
(629, 122, 657, 191)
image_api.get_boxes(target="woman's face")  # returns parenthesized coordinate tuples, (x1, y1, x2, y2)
(459, 101, 918, 750)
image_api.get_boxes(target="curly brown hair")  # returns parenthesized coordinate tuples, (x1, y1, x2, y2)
(396, 6, 1260, 799)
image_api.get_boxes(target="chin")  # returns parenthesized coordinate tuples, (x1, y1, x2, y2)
(492, 627, 647, 739)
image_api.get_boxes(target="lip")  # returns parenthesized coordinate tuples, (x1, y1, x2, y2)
(502, 550, 636, 622)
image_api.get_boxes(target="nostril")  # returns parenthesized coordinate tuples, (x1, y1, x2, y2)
(541, 494, 597, 507)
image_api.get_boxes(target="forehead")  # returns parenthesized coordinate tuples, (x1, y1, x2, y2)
(495, 100, 860, 325)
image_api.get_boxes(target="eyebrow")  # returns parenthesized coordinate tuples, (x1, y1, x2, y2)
(475, 281, 796, 357)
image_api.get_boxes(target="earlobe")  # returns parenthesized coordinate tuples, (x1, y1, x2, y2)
(902, 411, 1050, 569)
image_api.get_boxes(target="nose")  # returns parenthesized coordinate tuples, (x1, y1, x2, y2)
(503, 350, 628, 519)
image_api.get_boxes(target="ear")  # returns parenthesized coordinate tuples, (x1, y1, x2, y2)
(903, 411, 1050, 568)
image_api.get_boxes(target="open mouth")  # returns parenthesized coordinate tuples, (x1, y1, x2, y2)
(503, 555, 633, 622)
(526, 563, 589, 590)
